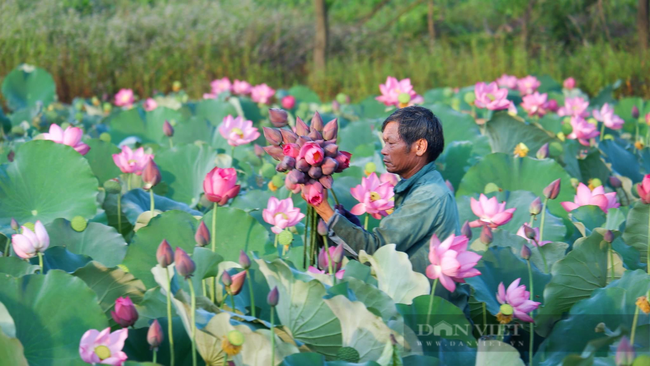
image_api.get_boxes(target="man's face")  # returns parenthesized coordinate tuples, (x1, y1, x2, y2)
(381, 121, 416, 176)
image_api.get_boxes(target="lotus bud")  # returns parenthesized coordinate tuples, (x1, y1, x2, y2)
(521, 245, 531, 260)
(156, 239, 174, 268)
(322, 119, 338, 140)
(480, 226, 493, 245)
(221, 271, 233, 287)
(308, 129, 323, 140)
(646, 113, 650, 126)
(10, 218, 19, 232)
(296, 158, 310, 172)
(543, 179, 561, 200)
(287, 169, 307, 184)
(310, 111, 324, 132)
(445, 180, 455, 194)
(523, 224, 536, 240)
(616, 336, 635, 366)
(142, 160, 161, 191)
(324, 143, 339, 157)
(254, 144, 265, 157)
(195, 222, 211, 247)
(230, 271, 246, 296)
(267, 286, 279, 307)
(561, 121, 573, 136)
(536, 143, 549, 159)
(111, 296, 139, 328)
(604, 230, 614, 243)
(163, 120, 174, 137)
(334, 151, 352, 172)
(276, 156, 296, 172)
(282, 143, 300, 158)
(7, 150, 14, 162)
(268, 108, 288, 127)
(263, 145, 284, 161)
(317, 219, 328, 236)
(609, 176, 622, 188)
(319, 175, 333, 189)
(174, 247, 195, 278)
(147, 319, 164, 349)
(332, 100, 340, 113)
(280, 129, 298, 144)
(529, 197, 542, 216)
(331, 244, 344, 264)
(460, 221, 472, 240)
(239, 250, 251, 270)
(320, 157, 339, 175)
(281, 96, 296, 110)
(632, 106, 640, 120)
(262, 127, 283, 146)
(295, 117, 309, 136)
(308, 166, 323, 179)
(296, 136, 312, 147)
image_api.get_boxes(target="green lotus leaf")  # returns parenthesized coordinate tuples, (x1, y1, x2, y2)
(598, 140, 643, 183)
(280, 352, 382, 365)
(289, 85, 321, 104)
(122, 317, 195, 366)
(0, 257, 39, 277)
(475, 340, 525, 366)
(0, 140, 99, 234)
(193, 99, 239, 126)
(1, 65, 56, 111)
(348, 96, 387, 120)
(438, 141, 473, 191)
(0, 331, 28, 366)
(156, 143, 217, 206)
(120, 189, 201, 225)
(605, 207, 627, 231)
(338, 120, 379, 153)
(485, 113, 556, 156)
(570, 205, 607, 236)
(237, 97, 263, 123)
(36, 246, 93, 273)
(622, 202, 650, 268)
(83, 139, 122, 184)
(578, 151, 610, 186)
(171, 116, 213, 145)
(428, 104, 491, 157)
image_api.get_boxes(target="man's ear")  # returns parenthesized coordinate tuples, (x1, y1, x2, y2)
(414, 138, 428, 157)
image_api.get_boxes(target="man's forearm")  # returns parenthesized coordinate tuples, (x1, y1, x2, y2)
(313, 200, 335, 222)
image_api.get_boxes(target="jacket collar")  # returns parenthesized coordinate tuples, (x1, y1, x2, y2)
(394, 161, 436, 195)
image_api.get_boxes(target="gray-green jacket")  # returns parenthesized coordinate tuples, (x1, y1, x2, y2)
(327, 161, 460, 275)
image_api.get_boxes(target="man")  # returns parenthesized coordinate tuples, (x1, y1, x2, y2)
(308, 106, 460, 275)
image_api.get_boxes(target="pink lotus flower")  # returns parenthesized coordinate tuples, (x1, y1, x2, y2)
(558, 97, 590, 118)
(42, 124, 91, 155)
(302, 181, 324, 206)
(426, 234, 481, 293)
(563, 77, 576, 90)
(262, 196, 305, 234)
(308, 266, 345, 280)
(474, 82, 511, 110)
(232, 80, 252, 95)
(379, 172, 399, 187)
(203, 167, 240, 205)
(516, 76, 541, 95)
(251, 84, 275, 104)
(496, 278, 540, 322)
(350, 173, 395, 219)
(218, 115, 260, 146)
(282, 95, 296, 110)
(593, 103, 624, 130)
(11, 220, 49, 259)
(561, 183, 619, 213)
(210, 77, 232, 95)
(521, 92, 548, 117)
(375, 76, 423, 107)
(516, 223, 551, 247)
(317, 244, 344, 272)
(567, 116, 599, 146)
(468, 194, 516, 228)
(638, 174, 650, 204)
(110, 297, 139, 328)
(114, 89, 134, 107)
(79, 327, 128, 366)
(283, 143, 300, 158)
(202, 93, 217, 100)
(112, 146, 153, 175)
(143, 98, 158, 112)
(298, 142, 324, 165)
(496, 74, 518, 89)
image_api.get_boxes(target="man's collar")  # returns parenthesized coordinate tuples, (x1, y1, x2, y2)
(394, 161, 436, 194)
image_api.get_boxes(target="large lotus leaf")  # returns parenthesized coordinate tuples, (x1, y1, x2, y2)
(456, 153, 574, 219)
(83, 139, 122, 183)
(342, 260, 377, 286)
(0, 331, 28, 366)
(121, 189, 201, 225)
(622, 203, 650, 267)
(475, 340, 525, 366)
(289, 85, 321, 104)
(535, 231, 609, 337)
(485, 113, 556, 155)
(0, 257, 39, 277)
(338, 120, 379, 153)
(598, 140, 643, 183)
(102, 192, 134, 236)
(255, 258, 342, 358)
(537, 114, 563, 134)
(0, 302, 15, 338)
(570, 206, 607, 236)
(535, 270, 650, 365)
(339, 278, 401, 325)
(45, 219, 127, 267)
(72, 261, 146, 321)
(156, 143, 217, 206)
(122, 210, 200, 288)
(36, 246, 93, 273)
(358, 244, 430, 305)
(172, 116, 213, 145)
(122, 317, 195, 366)
(144, 107, 184, 144)
(324, 295, 402, 362)
(280, 352, 382, 365)
(0, 270, 107, 365)
(439, 141, 473, 191)
(428, 103, 491, 156)
(193, 99, 239, 126)
(0, 141, 99, 234)
(465, 247, 550, 317)
(237, 97, 263, 123)
(1, 65, 56, 111)
(578, 151, 610, 186)
(106, 108, 146, 144)
(604, 207, 627, 232)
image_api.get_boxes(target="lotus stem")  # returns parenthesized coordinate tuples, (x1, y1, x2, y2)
(150, 189, 155, 217)
(311, 208, 317, 266)
(303, 207, 311, 268)
(37, 252, 43, 273)
(538, 197, 549, 273)
(231, 145, 235, 159)
(188, 280, 197, 366)
(169, 136, 174, 149)
(635, 122, 640, 152)
(322, 235, 335, 285)
(222, 354, 228, 366)
(482, 303, 486, 326)
(127, 174, 132, 191)
(364, 214, 369, 231)
(230, 291, 236, 313)
(610, 243, 616, 281)
(631, 306, 640, 346)
(527, 258, 534, 366)
(600, 122, 606, 141)
(165, 268, 175, 366)
(329, 188, 340, 206)
(4, 240, 10, 257)
(247, 269, 256, 317)
(211, 202, 217, 303)
(274, 234, 278, 248)
(425, 278, 439, 326)
(153, 348, 157, 364)
(270, 310, 276, 366)
(647, 209, 650, 275)
(498, 324, 505, 342)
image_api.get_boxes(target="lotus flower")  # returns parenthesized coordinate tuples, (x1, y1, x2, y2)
(638, 174, 650, 204)
(143, 98, 158, 111)
(114, 89, 134, 107)
(426, 234, 481, 293)
(262, 196, 305, 234)
(318, 243, 344, 271)
(496, 74, 518, 89)
(308, 266, 345, 280)
(251, 84, 275, 104)
(350, 173, 395, 219)
(521, 92, 548, 117)
(282, 95, 296, 110)
(11, 221, 49, 259)
(203, 167, 240, 205)
(42, 124, 91, 155)
(496, 278, 540, 322)
(112, 146, 153, 175)
(616, 336, 635, 366)
(379, 172, 399, 187)
(516, 76, 541, 95)
(375, 76, 423, 107)
(218, 115, 260, 146)
(561, 182, 619, 213)
(558, 97, 590, 118)
(593, 103, 624, 130)
(468, 194, 516, 228)
(79, 327, 128, 366)
(298, 142, 325, 165)
(303, 181, 324, 206)
(210, 77, 232, 95)
(563, 77, 576, 90)
(111, 297, 139, 328)
(567, 116, 600, 146)
(232, 80, 252, 95)
(474, 82, 511, 110)
(516, 223, 551, 247)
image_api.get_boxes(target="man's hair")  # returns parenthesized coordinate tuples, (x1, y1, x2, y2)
(381, 106, 444, 162)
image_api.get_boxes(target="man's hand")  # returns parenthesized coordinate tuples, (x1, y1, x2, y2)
(302, 189, 335, 222)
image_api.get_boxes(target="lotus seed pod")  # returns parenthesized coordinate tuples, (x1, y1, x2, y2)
(271, 174, 285, 189)
(99, 132, 111, 142)
(278, 229, 293, 246)
(463, 92, 476, 104)
(71, 216, 87, 232)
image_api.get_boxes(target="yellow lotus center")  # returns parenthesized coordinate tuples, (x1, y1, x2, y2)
(94, 345, 111, 360)
(275, 212, 289, 220)
(398, 102, 409, 108)
(487, 93, 496, 101)
(128, 159, 137, 164)
(313, 151, 322, 161)
(369, 192, 381, 202)
(232, 127, 244, 138)
(500, 304, 514, 316)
